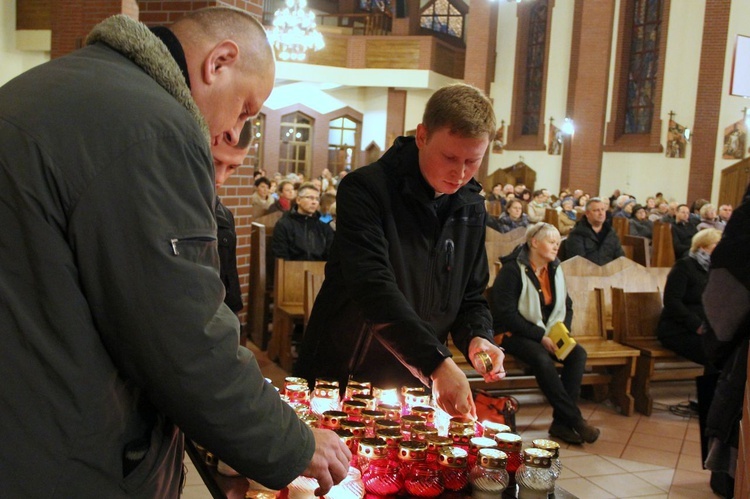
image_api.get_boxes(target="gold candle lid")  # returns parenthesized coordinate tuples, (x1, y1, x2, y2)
(398, 440, 428, 461)
(400, 414, 426, 432)
(321, 410, 348, 429)
(361, 409, 387, 427)
(523, 448, 553, 468)
(376, 403, 402, 421)
(313, 384, 339, 399)
(299, 413, 318, 427)
(532, 438, 560, 459)
(357, 437, 388, 458)
(482, 420, 511, 438)
(469, 436, 498, 454)
(315, 377, 340, 388)
(478, 448, 508, 469)
(448, 427, 475, 446)
(494, 432, 523, 453)
(340, 419, 367, 437)
(285, 384, 309, 402)
(346, 379, 372, 396)
(473, 351, 494, 374)
(401, 385, 426, 397)
(438, 446, 469, 468)
(334, 429, 355, 448)
(410, 406, 435, 423)
(425, 435, 453, 453)
(352, 393, 377, 410)
(449, 416, 475, 432)
(342, 399, 367, 415)
(284, 377, 308, 388)
(403, 389, 431, 407)
(375, 418, 401, 432)
(410, 423, 439, 441)
(375, 428, 403, 447)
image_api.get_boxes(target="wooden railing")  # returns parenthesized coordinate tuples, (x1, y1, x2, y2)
(317, 12, 393, 36)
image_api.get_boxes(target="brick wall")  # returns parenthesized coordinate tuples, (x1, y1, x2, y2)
(688, 0, 731, 203)
(51, 1, 139, 59)
(560, 0, 616, 196)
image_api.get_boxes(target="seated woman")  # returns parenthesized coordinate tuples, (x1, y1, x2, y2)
(657, 228, 723, 366)
(557, 197, 577, 236)
(628, 204, 653, 239)
(490, 223, 600, 445)
(696, 203, 726, 232)
(488, 198, 530, 233)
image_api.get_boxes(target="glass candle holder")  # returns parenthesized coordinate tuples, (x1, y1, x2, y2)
(424, 435, 453, 466)
(404, 463, 443, 497)
(352, 393, 377, 411)
(344, 379, 371, 401)
(320, 410, 348, 430)
(403, 388, 431, 414)
(468, 436, 498, 471)
(377, 403, 402, 422)
(481, 420, 511, 440)
(373, 386, 400, 407)
(516, 448, 555, 499)
(358, 437, 401, 496)
(284, 384, 310, 407)
(341, 419, 367, 440)
(398, 440, 428, 492)
(532, 438, 562, 479)
(493, 432, 523, 486)
(361, 409, 386, 438)
(314, 377, 339, 389)
(400, 414, 426, 440)
(469, 448, 509, 499)
(410, 423, 439, 443)
(334, 428, 358, 468)
(375, 427, 403, 463)
(448, 427, 475, 452)
(438, 446, 469, 492)
(284, 377, 308, 393)
(342, 399, 367, 422)
(411, 406, 436, 427)
(310, 383, 340, 417)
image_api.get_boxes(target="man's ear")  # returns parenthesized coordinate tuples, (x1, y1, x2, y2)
(201, 40, 240, 84)
(415, 123, 428, 148)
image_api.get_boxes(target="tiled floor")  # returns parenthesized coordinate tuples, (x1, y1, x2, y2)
(182, 344, 715, 498)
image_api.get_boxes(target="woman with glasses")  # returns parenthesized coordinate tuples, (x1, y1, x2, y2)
(488, 198, 530, 233)
(490, 223, 600, 445)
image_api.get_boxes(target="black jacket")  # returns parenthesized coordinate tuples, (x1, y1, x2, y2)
(563, 217, 625, 265)
(487, 213, 530, 233)
(271, 209, 334, 261)
(490, 245, 573, 342)
(657, 256, 707, 339)
(295, 136, 494, 388)
(671, 221, 697, 259)
(216, 199, 243, 313)
(629, 218, 653, 239)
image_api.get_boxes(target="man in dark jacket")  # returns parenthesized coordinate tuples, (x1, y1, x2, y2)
(215, 122, 253, 314)
(295, 84, 506, 418)
(0, 9, 348, 498)
(564, 197, 625, 265)
(272, 183, 335, 261)
(672, 204, 698, 259)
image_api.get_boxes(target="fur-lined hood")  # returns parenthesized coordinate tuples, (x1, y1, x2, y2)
(86, 15, 210, 141)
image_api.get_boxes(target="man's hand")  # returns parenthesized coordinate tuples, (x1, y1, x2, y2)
(541, 336, 556, 355)
(431, 357, 476, 419)
(468, 336, 506, 382)
(300, 427, 352, 496)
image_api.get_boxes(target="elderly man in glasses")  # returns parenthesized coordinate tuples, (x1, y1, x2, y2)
(271, 182, 335, 261)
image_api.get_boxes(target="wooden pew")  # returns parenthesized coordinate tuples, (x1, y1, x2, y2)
(611, 217, 629, 245)
(544, 208, 560, 228)
(486, 200, 503, 218)
(248, 222, 267, 348)
(623, 234, 651, 267)
(651, 221, 675, 268)
(266, 259, 327, 372)
(485, 226, 526, 284)
(303, 270, 325, 328)
(611, 288, 704, 416)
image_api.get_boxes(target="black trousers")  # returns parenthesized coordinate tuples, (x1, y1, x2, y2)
(501, 334, 587, 427)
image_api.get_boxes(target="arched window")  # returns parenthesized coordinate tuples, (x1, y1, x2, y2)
(279, 112, 313, 177)
(248, 114, 265, 170)
(420, 0, 465, 39)
(328, 116, 360, 172)
(522, 1, 549, 136)
(625, 0, 661, 134)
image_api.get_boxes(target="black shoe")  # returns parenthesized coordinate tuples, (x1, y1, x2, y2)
(549, 421, 583, 444)
(574, 420, 601, 443)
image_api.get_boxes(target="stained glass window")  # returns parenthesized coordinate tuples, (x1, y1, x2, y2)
(522, 0, 548, 135)
(625, 0, 661, 134)
(248, 114, 265, 170)
(420, 0, 464, 39)
(279, 112, 312, 177)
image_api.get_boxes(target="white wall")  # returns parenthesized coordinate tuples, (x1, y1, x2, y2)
(713, 0, 750, 203)
(600, 0, 705, 203)
(0, 1, 49, 87)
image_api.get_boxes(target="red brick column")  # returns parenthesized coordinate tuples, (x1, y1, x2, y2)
(560, 0, 616, 195)
(687, 0, 731, 203)
(386, 88, 407, 147)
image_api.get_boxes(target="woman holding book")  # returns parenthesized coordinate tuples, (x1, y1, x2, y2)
(490, 223, 600, 445)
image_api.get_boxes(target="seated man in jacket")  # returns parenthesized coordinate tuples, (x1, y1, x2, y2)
(295, 84, 506, 418)
(672, 204, 698, 259)
(272, 183, 335, 261)
(563, 197, 625, 265)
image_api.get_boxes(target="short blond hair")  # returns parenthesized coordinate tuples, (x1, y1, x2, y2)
(422, 84, 496, 140)
(691, 228, 722, 253)
(526, 222, 560, 245)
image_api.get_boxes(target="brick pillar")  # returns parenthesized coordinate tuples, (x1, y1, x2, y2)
(560, 0, 616, 196)
(51, 0, 138, 59)
(688, 0, 731, 203)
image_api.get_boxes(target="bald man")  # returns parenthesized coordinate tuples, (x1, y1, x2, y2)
(0, 7, 348, 497)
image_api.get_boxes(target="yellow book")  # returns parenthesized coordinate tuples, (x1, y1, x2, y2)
(548, 322, 577, 361)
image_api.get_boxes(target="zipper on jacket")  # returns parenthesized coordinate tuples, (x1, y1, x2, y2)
(169, 236, 216, 256)
(442, 239, 455, 310)
(444, 239, 455, 272)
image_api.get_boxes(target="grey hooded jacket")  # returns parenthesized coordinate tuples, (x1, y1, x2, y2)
(0, 15, 313, 498)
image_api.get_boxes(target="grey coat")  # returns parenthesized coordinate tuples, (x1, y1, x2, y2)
(0, 16, 312, 498)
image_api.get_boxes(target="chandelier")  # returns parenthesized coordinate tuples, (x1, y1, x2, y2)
(269, 0, 325, 62)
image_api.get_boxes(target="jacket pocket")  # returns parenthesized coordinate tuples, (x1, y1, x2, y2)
(120, 414, 180, 494)
(168, 234, 218, 267)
